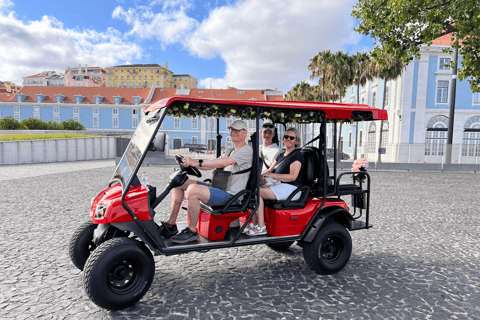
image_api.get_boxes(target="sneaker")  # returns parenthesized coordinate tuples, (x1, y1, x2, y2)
(171, 227, 199, 244)
(158, 222, 178, 238)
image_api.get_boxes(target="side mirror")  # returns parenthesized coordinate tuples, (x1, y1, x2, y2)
(150, 131, 166, 152)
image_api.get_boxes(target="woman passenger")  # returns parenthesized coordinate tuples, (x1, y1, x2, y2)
(245, 127, 304, 236)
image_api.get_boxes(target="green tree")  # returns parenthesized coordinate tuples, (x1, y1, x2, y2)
(0, 116, 28, 130)
(352, 0, 480, 92)
(45, 120, 62, 130)
(21, 117, 48, 130)
(326, 51, 356, 162)
(286, 81, 315, 101)
(61, 119, 86, 130)
(352, 52, 375, 159)
(371, 53, 405, 162)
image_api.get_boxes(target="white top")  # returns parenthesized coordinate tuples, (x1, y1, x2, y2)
(260, 143, 281, 172)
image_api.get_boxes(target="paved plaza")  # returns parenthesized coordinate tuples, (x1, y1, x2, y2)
(0, 160, 479, 319)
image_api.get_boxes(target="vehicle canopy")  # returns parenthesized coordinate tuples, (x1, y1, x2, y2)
(144, 97, 388, 123)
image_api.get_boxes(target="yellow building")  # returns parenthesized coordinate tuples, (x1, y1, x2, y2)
(172, 74, 198, 90)
(105, 63, 197, 90)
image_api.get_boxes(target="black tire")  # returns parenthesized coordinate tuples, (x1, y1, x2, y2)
(69, 221, 97, 271)
(302, 222, 352, 275)
(267, 241, 295, 251)
(83, 237, 155, 310)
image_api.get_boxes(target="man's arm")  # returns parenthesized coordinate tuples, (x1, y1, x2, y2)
(183, 157, 236, 170)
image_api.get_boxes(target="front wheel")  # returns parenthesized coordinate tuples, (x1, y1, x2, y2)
(83, 237, 155, 310)
(302, 222, 352, 275)
(69, 221, 97, 270)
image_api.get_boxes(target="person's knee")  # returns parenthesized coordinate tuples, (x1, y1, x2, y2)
(185, 185, 201, 201)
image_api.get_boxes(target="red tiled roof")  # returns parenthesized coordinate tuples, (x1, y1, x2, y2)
(23, 73, 47, 79)
(0, 93, 15, 102)
(431, 33, 465, 46)
(15, 86, 151, 104)
(5, 86, 284, 105)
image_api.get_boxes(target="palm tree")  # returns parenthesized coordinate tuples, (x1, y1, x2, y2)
(326, 52, 355, 162)
(308, 50, 334, 102)
(371, 53, 405, 162)
(286, 81, 314, 101)
(352, 52, 375, 159)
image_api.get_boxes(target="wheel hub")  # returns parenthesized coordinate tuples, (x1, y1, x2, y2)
(109, 259, 136, 290)
(322, 237, 342, 261)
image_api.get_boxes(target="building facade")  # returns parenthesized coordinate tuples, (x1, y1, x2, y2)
(0, 86, 284, 150)
(23, 71, 64, 87)
(64, 65, 106, 87)
(105, 63, 175, 89)
(334, 34, 480, 164)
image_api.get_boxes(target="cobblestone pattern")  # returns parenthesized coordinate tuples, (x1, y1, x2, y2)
(0, 162, 479, 319)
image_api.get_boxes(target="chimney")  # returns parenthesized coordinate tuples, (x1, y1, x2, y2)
(165, 62, 168, 70)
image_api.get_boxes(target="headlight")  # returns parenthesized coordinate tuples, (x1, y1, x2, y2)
(95, 204, 108, 220)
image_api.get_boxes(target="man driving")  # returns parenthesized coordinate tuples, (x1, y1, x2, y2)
(159, 120, 253, 243)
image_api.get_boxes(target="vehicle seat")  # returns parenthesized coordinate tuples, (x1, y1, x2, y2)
(301, 146, 333, 196)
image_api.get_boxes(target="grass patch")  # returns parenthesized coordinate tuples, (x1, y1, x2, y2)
(0, 133, 98, 141)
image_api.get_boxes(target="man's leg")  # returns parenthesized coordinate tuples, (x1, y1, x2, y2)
(184, 184, 211, 231)
(166, 178, 197, 225)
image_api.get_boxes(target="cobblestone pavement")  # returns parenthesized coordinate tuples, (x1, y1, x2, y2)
(1, 161, 479, 319)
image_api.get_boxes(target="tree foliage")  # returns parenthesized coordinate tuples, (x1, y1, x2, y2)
(1, 117, 85, 130)
(0, 116, 28, 130)
(352, 0, 480, 92)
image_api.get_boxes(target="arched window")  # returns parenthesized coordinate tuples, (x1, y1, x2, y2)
(367, 122, 377, 153)
(381, 121, 389, 148)
(462, 116, 480, 157)
(425, 115, 448, 156)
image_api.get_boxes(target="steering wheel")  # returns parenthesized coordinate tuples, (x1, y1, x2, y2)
(175, 154, 202, 178)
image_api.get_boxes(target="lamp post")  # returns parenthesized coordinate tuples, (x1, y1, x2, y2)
(445, 34, 459, 164)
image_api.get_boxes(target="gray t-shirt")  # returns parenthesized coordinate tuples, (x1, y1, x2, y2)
(224, 144, 253, 195)
(260, 143, 281, 172)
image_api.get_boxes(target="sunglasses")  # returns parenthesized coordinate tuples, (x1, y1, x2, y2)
(283, 135, 296, 141)
(262, 124, 274, 129)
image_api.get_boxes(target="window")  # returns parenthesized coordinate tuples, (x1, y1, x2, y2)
(121, 81, 124, 87)
(94, 96, 103, 104)
(367, 122, 377, 154)
(133, 117, 138, 128)
(359, 130, 363, 146)
(112, 108, 118, 115)
(133, 97, 141, 105)
(93, 116, 99, 127)
(226, 117, 233, 129)
(53, 107, 59, 113)
(237, 91, 244, 94)
(249, 120, 255, 129)
(439, 58, 451, 70)
(174, 117, 181, 129)
(384, 86, 389, 107)
(192, 117, 198, 129)
(209, 118, 215, 130)
(14, 106, 20, 113)
(14, 114, 20, 121)
(121, 75, 124, 80)
(93, 108, 99, 114)
(54, 115, 60, 123)
(73, 116, 79, 122)
(114, 97, 122, 105)
(74, 95, 84, 104)
(437, 81, 449, 103)
(199, 90, 203, 93)
(380, 121, 389, 150)
(192, 136, 198, 144)
(425, 115, 448, 156)
(109, 82, 112, 87)
(348, 131, 352, 148)
(462, 116, 480, 157)
(157, 81, 160, 86)
(113, 117, 119, 128)
(132, 109, 138, 115)
(73, 107, 79, 114)
(473, 93, 480, 104)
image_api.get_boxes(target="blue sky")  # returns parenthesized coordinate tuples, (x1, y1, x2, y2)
(0, 0, 374, 91)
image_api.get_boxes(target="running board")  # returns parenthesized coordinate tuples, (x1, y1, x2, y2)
(349, 220, 373, 230)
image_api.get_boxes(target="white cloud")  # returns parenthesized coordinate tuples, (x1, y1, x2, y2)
(112, 1, 198, 47)
(0, 3, 142, 84)
(188, 0, 361, 91)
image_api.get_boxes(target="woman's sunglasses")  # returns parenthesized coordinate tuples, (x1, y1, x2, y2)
(283, 135, 296, 141)
(263, 124, 275, 129)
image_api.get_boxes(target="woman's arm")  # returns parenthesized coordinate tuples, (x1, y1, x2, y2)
(262, 161, 301, 182)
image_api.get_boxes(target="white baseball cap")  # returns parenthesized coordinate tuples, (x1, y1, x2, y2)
(228, 120, 247, 131)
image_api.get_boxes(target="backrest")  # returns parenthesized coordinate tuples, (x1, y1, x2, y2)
(301, 146, 329, 190)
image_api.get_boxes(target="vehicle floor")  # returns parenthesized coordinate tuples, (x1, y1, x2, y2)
(159, 222, 298, 252)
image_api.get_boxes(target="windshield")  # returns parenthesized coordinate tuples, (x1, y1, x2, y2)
(112, 108, 165, 190)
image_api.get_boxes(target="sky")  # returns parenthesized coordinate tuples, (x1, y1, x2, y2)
(0, 0, 374, 92)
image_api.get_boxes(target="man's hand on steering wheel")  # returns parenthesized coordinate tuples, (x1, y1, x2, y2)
(175, 154, 202, 177)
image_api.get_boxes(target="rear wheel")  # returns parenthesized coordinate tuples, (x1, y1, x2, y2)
(83, 237, 155, 310)
(303, 222, 352, 275)
(69, 221, 97, 270)
(267, 241, 295, 251)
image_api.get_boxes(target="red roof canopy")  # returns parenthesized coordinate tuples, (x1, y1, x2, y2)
(144, 97, 388, 122)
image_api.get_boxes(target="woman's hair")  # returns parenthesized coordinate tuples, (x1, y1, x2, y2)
(285, 127, 301, 147)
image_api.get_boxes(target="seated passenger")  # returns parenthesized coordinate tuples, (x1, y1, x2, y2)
(259, 122, 280, 172)
(245, 127, 304, 236)
(159, 120, 253, 243)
